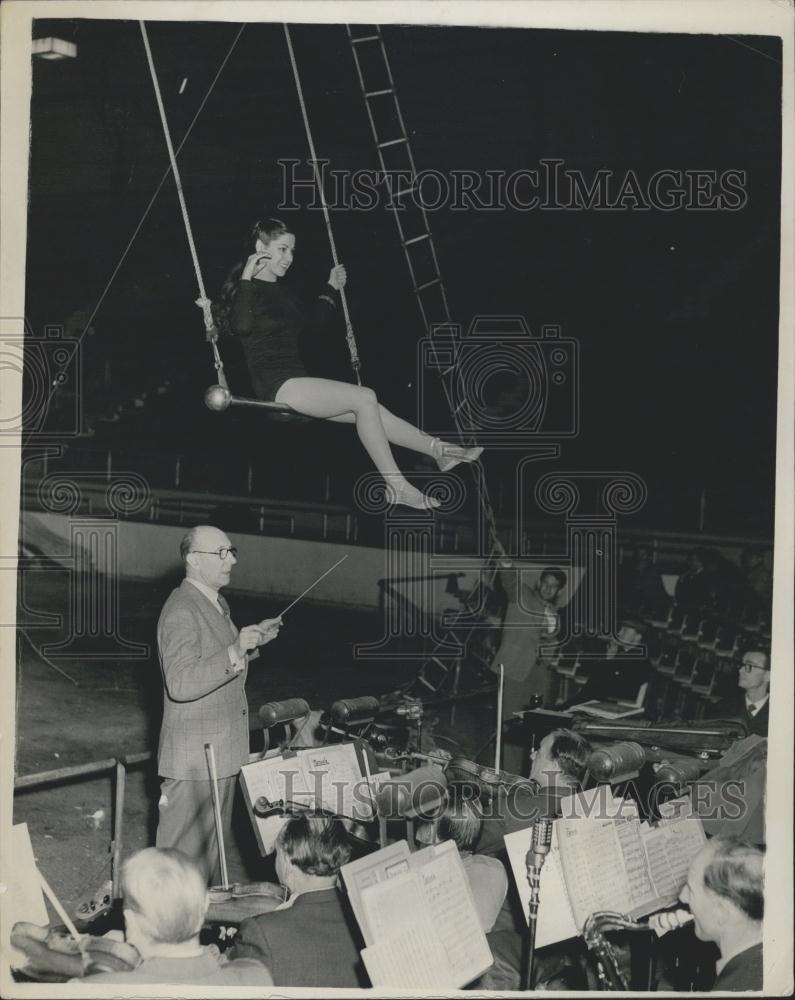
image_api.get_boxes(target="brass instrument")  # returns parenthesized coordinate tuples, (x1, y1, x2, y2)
(582, 911, 652, 991)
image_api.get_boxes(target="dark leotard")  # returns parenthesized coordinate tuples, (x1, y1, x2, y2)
(230, 279, 337, 402)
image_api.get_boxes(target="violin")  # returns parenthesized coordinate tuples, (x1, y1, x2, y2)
(252, 797, 380, 853)
(11, 921, 141, 981)
(207, 882, 288, 923)
(446, 756, 539, 801)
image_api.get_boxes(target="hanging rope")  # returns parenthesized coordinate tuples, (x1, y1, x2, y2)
(139, 20, 229, 389)
(283, 24, 362, 385)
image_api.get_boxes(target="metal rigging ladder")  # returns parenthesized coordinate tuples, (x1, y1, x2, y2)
(346, 25, 502, 699)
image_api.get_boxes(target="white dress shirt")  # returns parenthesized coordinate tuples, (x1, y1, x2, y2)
(745, 695, 769, 717)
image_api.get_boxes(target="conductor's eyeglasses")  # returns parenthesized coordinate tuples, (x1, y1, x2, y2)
(740, 660, 768, 672)
(191, 547, 238, 560)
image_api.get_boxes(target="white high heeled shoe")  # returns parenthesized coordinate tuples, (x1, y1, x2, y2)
(430, 438, 484, 472)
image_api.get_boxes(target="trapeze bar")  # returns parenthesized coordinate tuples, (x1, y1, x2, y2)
(203, 384, 298, 416)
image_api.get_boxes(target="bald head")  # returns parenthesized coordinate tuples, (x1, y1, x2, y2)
(180, 525, 237, 592)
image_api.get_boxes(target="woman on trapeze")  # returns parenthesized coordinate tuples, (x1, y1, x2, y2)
(218, 217, 483, 510)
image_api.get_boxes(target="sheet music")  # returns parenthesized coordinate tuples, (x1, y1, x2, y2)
(415, 841, 492, 981)
(504, 823, 579, 948)
(302, 743, 371, 818)
(643, 814, 706, 901)
(642, 825, 679, 899)
(341, 840, 412, 946)
(662, 815, 706, 872)
(361, 868, 422, 941)
(557, 817, 633, 928)
(239, 755, 311, 854)
(361, 916, 456, 989)
(614, 818, 658, 913)
(240, 742, 369, 822)
(240, 754, 311, 807)
(355, 841, 492, 987)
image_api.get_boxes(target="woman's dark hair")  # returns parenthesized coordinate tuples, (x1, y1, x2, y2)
(214, 217, 291, 336)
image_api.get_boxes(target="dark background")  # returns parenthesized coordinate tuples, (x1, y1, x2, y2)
(24, 18, 782, 536)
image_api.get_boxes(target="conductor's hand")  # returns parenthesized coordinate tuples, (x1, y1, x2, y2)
(235, 625, 266, 657)
(328, 264, 347, 290)
(242, 251, 272, 281)
(256, 617, 283, 646)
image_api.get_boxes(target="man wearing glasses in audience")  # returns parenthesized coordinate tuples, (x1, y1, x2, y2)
(707, 645, 770, 738)
(155, 525, 282, 883)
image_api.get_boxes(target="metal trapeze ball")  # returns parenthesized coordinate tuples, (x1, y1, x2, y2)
(204, 384, 232, 411)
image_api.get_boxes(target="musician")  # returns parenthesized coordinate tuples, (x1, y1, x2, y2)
(476, 729, 592, 856)
(416, 788, 509, 932)
(473, 731, 594, 988)
(492, 565, 568, 774)
(230, 812, 367, 988)
(82, 848, 271, 985)
(156, 525, 282, 883)
(706, 646, 770, 738)
(529, 727, 593, 791)
(679, 838, 764, 991)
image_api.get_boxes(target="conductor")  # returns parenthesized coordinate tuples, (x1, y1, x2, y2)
(155, 525, 281, 883)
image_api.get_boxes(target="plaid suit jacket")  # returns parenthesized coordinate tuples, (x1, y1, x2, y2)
(157, 579, 256, 779)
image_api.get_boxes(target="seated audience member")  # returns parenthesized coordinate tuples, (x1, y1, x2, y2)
(417, 789, 508, 932)
(231, 812, 367, 988)
(675, 547, 713, 608)
(476, 729, 592, 856)
(620, 545, 670, 614)
(741, 546, 773, 611)
(82, 848, 270, 985)
(707, 646, 770, 738)
(564, 620, 651, 708)
(679, 838, 764, 991)
(704, 549, 747, 609)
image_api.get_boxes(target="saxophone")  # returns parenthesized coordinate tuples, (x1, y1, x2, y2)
(582, 912, 648, 990)
(583, 909, 696, 990)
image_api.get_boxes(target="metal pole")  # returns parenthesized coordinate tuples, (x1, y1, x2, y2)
(494, 663, 504, 771)
(111, 759, 126, 899)
(204, 743, 230, 889)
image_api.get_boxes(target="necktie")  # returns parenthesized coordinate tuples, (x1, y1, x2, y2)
(217, 593, 238, 639)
